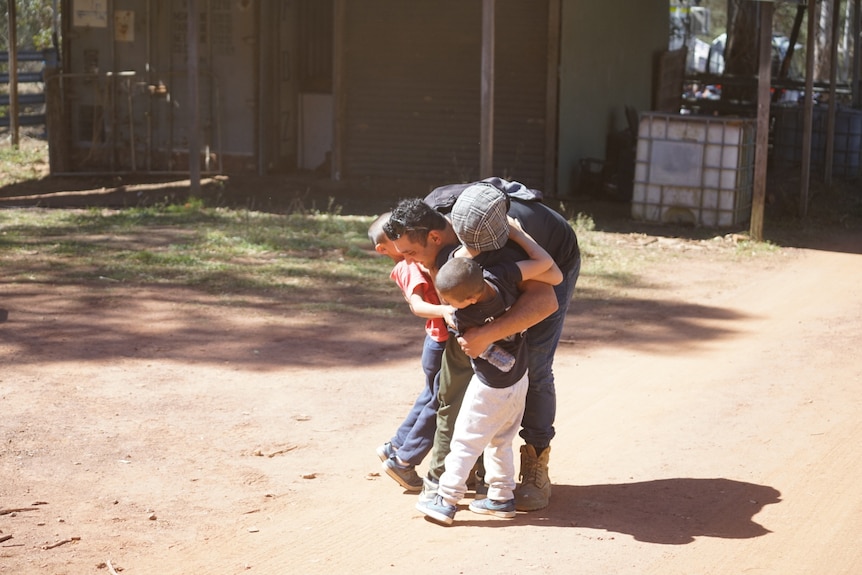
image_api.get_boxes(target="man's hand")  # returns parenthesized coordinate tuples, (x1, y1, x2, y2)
(457, 280, 557, 358)
(457, 327, 495, 359)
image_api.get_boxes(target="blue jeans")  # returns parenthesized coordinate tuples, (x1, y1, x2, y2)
(391, 335, 446, 465)
(520, 257, 580, 450)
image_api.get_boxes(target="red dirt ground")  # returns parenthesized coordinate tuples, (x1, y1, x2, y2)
(2, 169, 861, 574)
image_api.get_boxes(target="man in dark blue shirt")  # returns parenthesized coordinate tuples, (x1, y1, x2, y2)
(385, 178, 580, 511)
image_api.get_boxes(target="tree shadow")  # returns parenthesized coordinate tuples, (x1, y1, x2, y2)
(560, 293, 750, 352)
(0, 283, 754, 368)
(458, 477, 781, 544)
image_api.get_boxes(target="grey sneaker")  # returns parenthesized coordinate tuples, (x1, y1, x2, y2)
(376, 442, 397, 462)
(468, 497, 516, 518)
(382, 456, 423, 492)
(416, 494, 457, 525)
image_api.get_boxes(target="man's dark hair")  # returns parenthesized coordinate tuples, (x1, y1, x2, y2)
(383, 198, 448, 246)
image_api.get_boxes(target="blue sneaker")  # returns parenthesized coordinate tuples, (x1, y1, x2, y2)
(468, 497, 516, 518)
(416, 494, 457, 525)
(382, 456, 423, 492)
(376, 442, 397, 462)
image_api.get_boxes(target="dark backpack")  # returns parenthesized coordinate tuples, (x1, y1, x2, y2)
(423, 177, 543, 214)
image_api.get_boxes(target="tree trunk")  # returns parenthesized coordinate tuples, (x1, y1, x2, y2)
(723, 0, 759, 104)
(815, 0, 833, 81)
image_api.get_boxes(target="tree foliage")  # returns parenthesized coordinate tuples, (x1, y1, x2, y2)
(1, 0, 57, 51)
(705, 0, 853, 84)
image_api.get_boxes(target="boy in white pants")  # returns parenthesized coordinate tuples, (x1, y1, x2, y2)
(415, 187, 562, 525)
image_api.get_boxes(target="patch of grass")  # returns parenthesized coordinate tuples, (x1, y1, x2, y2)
(0, 204, 399, 315)
(0, 197, 788, 313)
(571, 212, 642, 292)
(0, 140, 50, 186)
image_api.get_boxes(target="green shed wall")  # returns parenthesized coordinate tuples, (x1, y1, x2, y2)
(557, 1, 669, 197)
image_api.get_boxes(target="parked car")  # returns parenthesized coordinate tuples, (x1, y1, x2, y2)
(706, 33, 803, 78)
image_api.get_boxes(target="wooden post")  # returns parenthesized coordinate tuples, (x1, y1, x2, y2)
(854, 0, 861, 108)
(188, 0, 201, 196)
(332, 0, 345, 181)
(479, 0, 495, 179)
(45, 67, 67, 173)
(800, 0, 816, 218)
(749, 0, 773, 242)
(7, 0, 19, 147)
(544, 0, 561, 195)
(824, 0, 841, 187)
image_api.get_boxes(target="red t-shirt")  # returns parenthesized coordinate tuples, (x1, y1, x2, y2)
(390, 261, 449, 343)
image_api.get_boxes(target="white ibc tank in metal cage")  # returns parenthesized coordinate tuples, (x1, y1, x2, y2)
(631, 113, 756, 227)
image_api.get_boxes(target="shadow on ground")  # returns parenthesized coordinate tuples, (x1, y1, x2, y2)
(0, 281, 752, 368)
(456, 477, 782, 544)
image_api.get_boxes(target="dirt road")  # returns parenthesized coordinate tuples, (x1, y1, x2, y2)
(2, 231, 861, 575)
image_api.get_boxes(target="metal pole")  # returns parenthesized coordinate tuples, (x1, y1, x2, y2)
(479, 0, 495, 179)
(188, 0, 201, 196)
(7, 0, 19, 147)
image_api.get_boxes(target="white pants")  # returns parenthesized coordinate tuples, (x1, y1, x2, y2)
(438, 370, 529, 505)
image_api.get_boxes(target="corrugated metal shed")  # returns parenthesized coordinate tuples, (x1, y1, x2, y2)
(341, 0, 550, 188)
(53, 0, 668, 197)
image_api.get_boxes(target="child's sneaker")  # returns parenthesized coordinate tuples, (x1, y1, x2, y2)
(382, 456, 423, 492)
(468, 497, 516, 518)
(376, 442, 397, 462)
(416, 494, 457, 525)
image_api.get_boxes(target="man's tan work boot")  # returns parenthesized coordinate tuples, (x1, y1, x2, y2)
(515, 444, 551, 511)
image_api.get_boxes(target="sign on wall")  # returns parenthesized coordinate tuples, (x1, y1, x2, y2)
(73, 0, 108, 28)
(115, 11, 135, 42)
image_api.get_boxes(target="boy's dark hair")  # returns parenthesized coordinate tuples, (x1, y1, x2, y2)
(436, 257, 485, 303)
(383, 198, 448, 246)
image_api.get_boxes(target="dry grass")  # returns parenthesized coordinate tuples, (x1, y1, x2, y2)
(0, 135, 50, 186)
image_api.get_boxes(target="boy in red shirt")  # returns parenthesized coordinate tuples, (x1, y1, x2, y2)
(368, 213, 453, 492)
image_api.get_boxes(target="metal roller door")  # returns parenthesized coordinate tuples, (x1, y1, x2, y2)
(341, 0, 552, 188)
